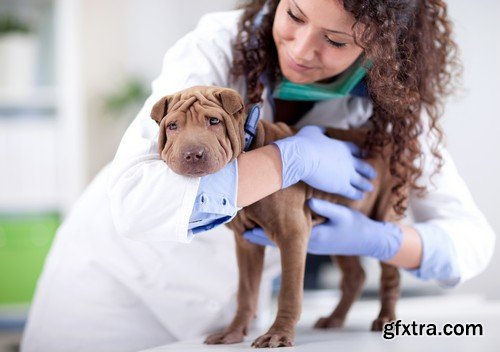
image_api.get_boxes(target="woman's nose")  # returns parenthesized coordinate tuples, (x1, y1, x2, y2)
(290, 27, 317, 63)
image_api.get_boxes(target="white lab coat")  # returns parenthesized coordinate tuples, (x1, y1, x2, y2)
(21, 10, 495, 352)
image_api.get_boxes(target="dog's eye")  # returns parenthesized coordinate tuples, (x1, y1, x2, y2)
(167, 122, 177, 130)
(209, 117, 220, 125)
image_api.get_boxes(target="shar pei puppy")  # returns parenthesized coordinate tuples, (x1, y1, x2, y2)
(151, 86, 404, 348)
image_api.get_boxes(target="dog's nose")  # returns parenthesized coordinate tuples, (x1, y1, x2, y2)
(183, 147, 206, 163)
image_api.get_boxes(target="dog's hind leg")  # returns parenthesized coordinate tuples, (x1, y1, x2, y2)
(314, 255, 366, 329)
(205, 233, 265, 345)
(371, 262, 400, 331)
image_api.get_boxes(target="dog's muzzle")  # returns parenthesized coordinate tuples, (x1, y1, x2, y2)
(172, 144, 215, 177)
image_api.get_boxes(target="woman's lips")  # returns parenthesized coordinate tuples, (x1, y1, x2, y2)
(285, 51, 314, 73)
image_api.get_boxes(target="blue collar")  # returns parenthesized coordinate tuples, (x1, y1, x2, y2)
(243, 105, 261, 151)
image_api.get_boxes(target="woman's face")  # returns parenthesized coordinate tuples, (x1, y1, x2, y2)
(273, 0, 364, 84)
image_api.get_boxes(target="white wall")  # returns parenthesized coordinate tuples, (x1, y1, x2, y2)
(442, 1, 500, 299)
(80, 1, 499, 297)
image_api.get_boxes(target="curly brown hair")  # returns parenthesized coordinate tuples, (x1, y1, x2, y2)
(231, 0, 461, 214)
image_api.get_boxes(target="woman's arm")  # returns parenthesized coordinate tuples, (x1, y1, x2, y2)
(406, 134, 495, 286)
(237, 145, 282, 207)
(386, 225, 422, 269)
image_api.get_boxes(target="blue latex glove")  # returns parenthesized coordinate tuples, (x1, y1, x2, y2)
(273, 125, 376, 200)
(243, 198, 404, 262)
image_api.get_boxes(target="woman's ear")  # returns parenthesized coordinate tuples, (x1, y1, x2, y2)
(216, 88, 244, 116)
(151, 95, 172, 124)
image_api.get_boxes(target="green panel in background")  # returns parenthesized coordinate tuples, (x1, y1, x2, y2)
(0, 213, 61, 304)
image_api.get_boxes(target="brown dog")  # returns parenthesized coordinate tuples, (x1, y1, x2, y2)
(151, 86, 403, 348)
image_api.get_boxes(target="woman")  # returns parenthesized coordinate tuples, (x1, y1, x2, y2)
(21, 0, 495, 351)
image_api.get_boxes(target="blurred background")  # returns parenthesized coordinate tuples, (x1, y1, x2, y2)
(0, 0, 499, 351)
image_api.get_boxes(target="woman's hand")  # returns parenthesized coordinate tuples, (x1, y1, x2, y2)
(273, 125, 376, 200)
(243, 198, 403, 262)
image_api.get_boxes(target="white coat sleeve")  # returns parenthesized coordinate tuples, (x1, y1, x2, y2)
(407, 132, 496, 287)
(106, 13, 237, 243)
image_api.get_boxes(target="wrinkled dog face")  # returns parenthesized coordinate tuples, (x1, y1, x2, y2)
(151, 86, 246, 177)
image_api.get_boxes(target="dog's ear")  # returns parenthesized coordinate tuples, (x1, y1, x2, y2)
(151, 95, 172, 124)
(216, 88, 244, 116)
(215, 88, 247, 158)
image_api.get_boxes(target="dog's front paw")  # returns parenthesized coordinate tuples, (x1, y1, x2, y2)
(204, 330, 245, 345)
(313, 316, 345, 329)
(251, 330, 294, 348)
(371, 316, 396, 331)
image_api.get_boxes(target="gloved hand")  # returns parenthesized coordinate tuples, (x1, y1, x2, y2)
(273, 125, 376, 200)
(243, 198, 403, 262)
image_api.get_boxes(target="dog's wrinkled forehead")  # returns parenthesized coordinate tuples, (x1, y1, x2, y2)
(167, 86, 231, 116)
(151, 85, 244, 125)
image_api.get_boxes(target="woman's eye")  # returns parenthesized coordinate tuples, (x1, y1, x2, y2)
(209, 117, 220, 125)
(167, 122, 177, 130)
(287, 9, 302, 23)
(325, 37, 347, 48)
